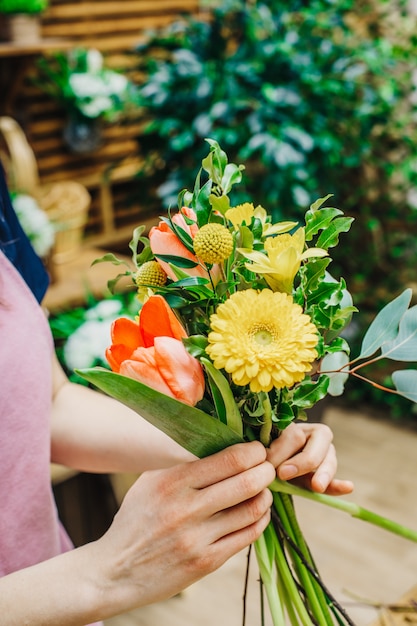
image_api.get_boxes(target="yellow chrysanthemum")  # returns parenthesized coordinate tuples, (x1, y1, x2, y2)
(193, 223, 234, 264)
(238, 227, 327, 293)
(206, 289, 318, 392)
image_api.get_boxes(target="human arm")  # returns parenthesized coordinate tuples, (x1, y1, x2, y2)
(0, 442, 275, 625)
(51, 354, 353, 492)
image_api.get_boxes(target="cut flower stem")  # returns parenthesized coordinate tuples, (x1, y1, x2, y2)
(270, 479, 417, 543)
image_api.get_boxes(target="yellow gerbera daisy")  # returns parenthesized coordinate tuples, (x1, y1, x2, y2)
(206, 289, 318, 392)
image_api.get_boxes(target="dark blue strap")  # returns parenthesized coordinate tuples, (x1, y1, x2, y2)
(0, 162, 49, 303)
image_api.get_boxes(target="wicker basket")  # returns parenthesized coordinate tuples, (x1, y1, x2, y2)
(0, 116, 91, 263)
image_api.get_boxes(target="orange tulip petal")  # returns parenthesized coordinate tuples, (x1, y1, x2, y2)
(110, 317, 143, 350)
(149, 222, 207, 282)
(106, 344, 134, 372)
(120, 347, 175, 399)
(139, 295, 187, 346)
(154, 336, 205, 406)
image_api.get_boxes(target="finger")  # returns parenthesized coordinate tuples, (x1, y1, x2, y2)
(186, 441, 268, 490)
(206, 488, 273, 543)
(205, 508, 272, 572)
(275, 424, 334, 481)
(199, 459, 276, 516)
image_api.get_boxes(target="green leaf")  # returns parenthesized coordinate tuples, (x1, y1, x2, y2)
(76, 368, 243, 457)
(221, 163, 244, 195)
(358, 289, 412, 359)
(381, 304, 417, 361)
(209, 193, 231, 216)
(200, 357, 243, 437)
(315, 216, 354, 250)
(291, 375, 330, 409)
(391, 370, 417, 403)
(304, 207, 343, 240)
(91, 253, 131, 269)
(155, 253, 199, 268)
(320, 352, 350, 396)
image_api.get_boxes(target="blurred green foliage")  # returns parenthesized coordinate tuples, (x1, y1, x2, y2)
(132, 0, 417, 313)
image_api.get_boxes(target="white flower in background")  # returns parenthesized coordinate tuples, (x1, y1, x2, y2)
(63, 298, 134, 371)
(86, 48, 104, 74)
(12, 194, 55, 258)
(69, 70, 130, 119)
(64, 319, 112, 370)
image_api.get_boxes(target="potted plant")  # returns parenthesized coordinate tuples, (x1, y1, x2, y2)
(36, 48, 137, 153)
(0, 0, 49, 43)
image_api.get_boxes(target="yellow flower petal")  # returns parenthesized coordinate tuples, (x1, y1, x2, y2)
(206, 289, 318, 392)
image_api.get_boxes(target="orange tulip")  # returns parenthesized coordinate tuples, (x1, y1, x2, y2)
(149, 207, 221, 283)
(106, 295, 205, 406)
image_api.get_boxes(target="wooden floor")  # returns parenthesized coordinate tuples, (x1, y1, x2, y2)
(104, 406, 417, 626)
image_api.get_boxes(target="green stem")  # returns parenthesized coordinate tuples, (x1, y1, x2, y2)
(270, 479, 417, 543)
(274, 494, 334, 626)
(254, 528, 286, 626)
(255, 523, 314, 626)
(259, 392, 273, 446)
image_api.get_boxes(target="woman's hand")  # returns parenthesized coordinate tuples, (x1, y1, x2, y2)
(93, 441, 276, 617)
(266, 422, 354, 495)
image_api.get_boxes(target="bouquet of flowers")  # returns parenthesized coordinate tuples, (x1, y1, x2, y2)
(79, 140, 417, 625)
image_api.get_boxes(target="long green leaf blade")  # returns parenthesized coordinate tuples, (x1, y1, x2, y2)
(76, 368, 243, 457)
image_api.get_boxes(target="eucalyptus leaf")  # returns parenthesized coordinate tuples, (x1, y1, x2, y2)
(358, 289, 412, 360)
(76, 368, 243, 457)
(381, 304, 417, 361)
(320, 352, 350, 396)
(391, 370, 417, 403)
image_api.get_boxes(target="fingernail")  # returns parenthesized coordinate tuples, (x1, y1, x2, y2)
(315, 472, 330, 492)
(279, 465, 298, 480)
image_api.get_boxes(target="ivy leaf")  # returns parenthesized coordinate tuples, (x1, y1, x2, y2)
(381, 304, 417, 361)
(391, 370, 417, 403)
(358, 289, 412, 359)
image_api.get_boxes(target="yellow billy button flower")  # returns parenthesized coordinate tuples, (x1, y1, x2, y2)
(239, 227, 327, 293)
(135, 260, 167, 287)
(193, 223, 234, 264)
(206, 289, 318, 393)
(134, 260, 167, 304)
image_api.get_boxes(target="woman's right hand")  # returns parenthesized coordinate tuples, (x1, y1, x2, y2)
(93, 441, 275, 618)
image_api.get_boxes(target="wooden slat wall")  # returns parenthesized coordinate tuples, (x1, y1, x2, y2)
(15, 0, 199, 245)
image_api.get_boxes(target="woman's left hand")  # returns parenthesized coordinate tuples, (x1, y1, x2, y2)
(266, 422, 354, 496)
